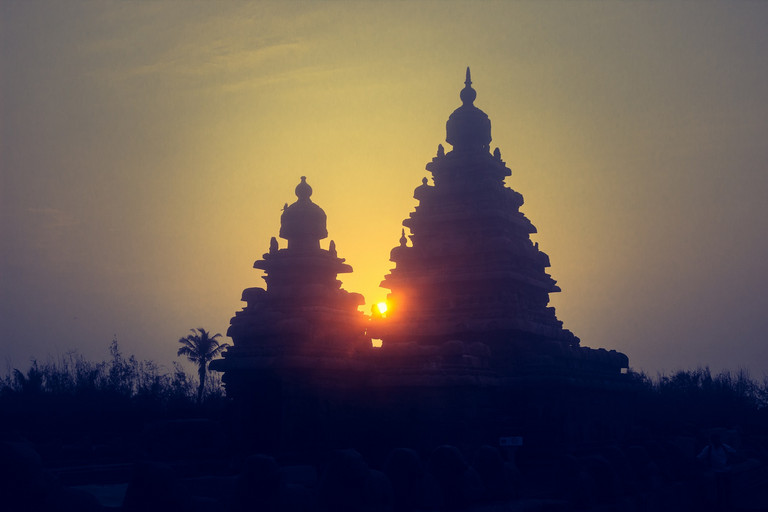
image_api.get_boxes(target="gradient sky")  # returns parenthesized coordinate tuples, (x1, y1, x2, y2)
(2, 1, 767, 377)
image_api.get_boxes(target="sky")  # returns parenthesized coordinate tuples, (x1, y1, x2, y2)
(2, 1, 767, 378)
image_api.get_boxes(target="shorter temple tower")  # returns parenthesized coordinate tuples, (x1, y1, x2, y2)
(212, 177, 368, 452)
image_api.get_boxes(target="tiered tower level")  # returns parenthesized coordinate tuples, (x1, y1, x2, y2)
(379, 69, 579, 350)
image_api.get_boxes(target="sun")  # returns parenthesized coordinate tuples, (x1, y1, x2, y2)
(376, 301, 388, 315)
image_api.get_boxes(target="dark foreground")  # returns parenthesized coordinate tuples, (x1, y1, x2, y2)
(3, 361, 768, 511)
(3, 422, 768, 512)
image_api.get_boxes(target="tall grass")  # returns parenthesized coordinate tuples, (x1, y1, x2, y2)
(628, 367, 768, 436)
(0, 340, 228, 461)
(0, 338, 224, 403)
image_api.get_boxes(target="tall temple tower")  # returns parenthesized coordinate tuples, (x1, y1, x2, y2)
(358, 71, 629, 450)
(372, 69, 625, 376)
(377, 69, 575, 345)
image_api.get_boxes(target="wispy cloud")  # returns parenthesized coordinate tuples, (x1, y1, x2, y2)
(79, 4, 316, 96)
(26, 207, 79, 229)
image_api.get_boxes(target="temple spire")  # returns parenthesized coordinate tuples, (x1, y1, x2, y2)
(460, 67, 477, 106)
(446, 67, 489, 150)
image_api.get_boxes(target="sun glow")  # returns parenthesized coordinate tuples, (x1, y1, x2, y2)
(376, 301, 388, 314)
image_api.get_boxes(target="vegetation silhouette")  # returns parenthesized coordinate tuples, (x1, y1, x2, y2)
(12, 361, 44, 395)
(0, 340, 227, 460)
(3, 340, 203, 402)
(3, 350, 768, 510)
(176, 328, 229, 404)
(0, 340, 231, 511)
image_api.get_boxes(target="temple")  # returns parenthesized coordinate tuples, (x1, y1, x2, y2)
(212, 177, 369, 449)
(225, 176, 367, 362)
(369, 69, 626, 380)
(214, 70, 629, 455)
(373, 68, 577, 348)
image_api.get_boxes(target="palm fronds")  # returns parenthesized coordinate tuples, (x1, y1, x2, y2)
(177, 327, 229, 403)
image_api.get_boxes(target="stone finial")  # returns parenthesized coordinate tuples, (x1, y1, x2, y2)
(329, 239, 337, 257)
(269, 237, 278, 254)
(446, 68, 491, 150)
(399, 228, 408, 247)
(437, 144, 445, 157)
(279, 176, 328, 248)
(295, 176, 312, 201)
(460, 66, 477, 106)
(493, 147, 501, 160)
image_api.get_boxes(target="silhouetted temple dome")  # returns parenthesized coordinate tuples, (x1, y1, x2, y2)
(279, 176, 328, 248)
(446, 67, 492, 151)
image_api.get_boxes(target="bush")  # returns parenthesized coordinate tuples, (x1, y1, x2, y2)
(0, 340, 228, 461)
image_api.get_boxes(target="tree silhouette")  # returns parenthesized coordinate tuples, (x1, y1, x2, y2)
(177, 328, 229, 404)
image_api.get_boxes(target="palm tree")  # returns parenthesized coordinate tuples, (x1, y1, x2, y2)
(177, 328, 229, 404)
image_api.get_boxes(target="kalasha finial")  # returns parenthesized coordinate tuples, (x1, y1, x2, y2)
(295, 176, 312, 201)
(460, 67, 477, 106)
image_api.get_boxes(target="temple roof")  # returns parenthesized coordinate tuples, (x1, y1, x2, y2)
(279, 176, 328, 249)
(445, 68, 492, 152)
